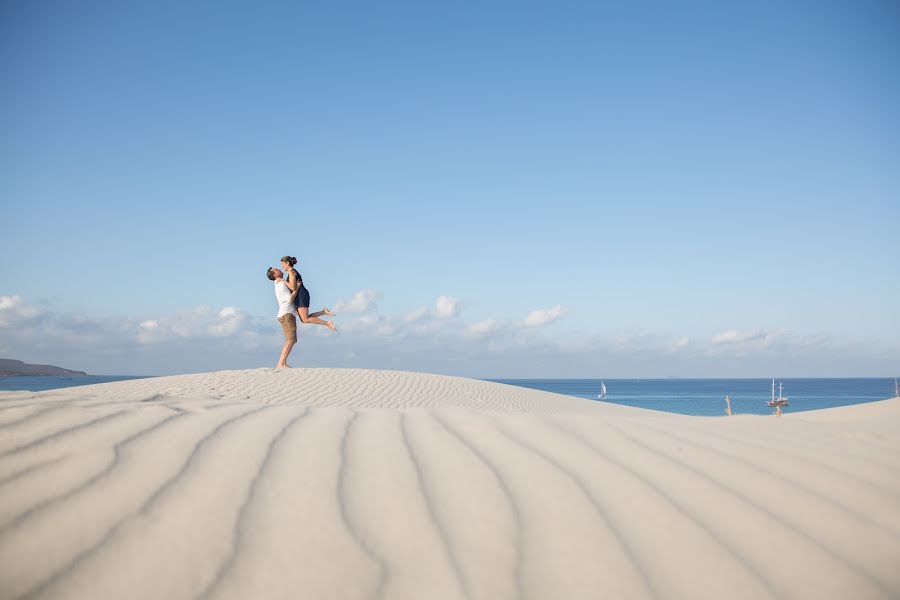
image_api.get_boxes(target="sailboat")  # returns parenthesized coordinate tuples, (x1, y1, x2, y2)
(598, 381, 607, 399)
(767, 379, 789, 407)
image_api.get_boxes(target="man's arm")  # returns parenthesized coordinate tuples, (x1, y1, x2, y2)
(277, 282, 299, 304)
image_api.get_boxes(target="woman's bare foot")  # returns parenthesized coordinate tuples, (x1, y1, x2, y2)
(324, 307, 336, 316)
(277, 363, 292, 369)
(327, 321, 337, 332)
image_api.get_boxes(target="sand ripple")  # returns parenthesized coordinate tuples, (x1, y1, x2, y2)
(1, 368, 898, 600)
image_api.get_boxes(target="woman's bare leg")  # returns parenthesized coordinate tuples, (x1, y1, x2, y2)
(307, 307, 335, 318)
(298, 307, 337, 331)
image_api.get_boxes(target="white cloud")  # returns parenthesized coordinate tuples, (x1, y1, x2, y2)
(468, 319, 500, 337)
(664, 336, 692, 355)
(132, 307, 254, 344)
(333, 289, 381, 314)
(412, 321, 444, 336)
(524, 305, 565, 327)
(404, 307, 428, 323)
(209, 307, 250, 337)
(706, 328, 840, 361)
(402, 296, 460, 323)
(0, 295, 266, 353)
(0, 295, 43, 327)
(711, 329, 768, 345)
(796, 334, 831, 348)
(435, 296, 461, 319)
(340, 314, 397, 337)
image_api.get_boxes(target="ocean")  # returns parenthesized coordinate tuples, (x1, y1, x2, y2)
(1, 375, 895, 417)
(491, 378, 898, 416)
(0, 375, 148, 392)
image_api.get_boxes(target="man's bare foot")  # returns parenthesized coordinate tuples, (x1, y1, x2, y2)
(324, 307, 336, 316)
(327, 321, 337, 332)
(277, 363, 292, 369)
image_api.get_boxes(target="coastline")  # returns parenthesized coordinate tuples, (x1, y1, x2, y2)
(2, 372, 894, 415)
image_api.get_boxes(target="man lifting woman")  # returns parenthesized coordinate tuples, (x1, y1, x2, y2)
(266, 255, 337, 368)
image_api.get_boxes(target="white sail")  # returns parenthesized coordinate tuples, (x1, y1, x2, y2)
(598, 382, 607, 399)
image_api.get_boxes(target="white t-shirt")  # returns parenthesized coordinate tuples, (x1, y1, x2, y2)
(275, 280, 299, 319)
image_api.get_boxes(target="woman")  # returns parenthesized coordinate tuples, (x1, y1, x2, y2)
(280, 256, 337, 332)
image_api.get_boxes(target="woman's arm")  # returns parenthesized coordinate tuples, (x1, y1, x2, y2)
(285, 270, 299, 292)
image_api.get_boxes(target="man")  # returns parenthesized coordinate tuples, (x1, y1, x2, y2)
(267, 267, 300, 368)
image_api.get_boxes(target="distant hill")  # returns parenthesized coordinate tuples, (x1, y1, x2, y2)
(0, 359, 87, 377)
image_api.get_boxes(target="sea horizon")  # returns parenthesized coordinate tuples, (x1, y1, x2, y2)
(3, 373, 896, 417)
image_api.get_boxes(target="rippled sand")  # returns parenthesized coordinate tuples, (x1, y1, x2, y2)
(1, 368, 898, 599)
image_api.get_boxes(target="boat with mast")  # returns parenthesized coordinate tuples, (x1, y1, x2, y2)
(598, 381, 607, 399)
(767, 379, 789, 408)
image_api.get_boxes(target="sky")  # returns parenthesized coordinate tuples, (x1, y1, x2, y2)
(1, 0, 899, 377)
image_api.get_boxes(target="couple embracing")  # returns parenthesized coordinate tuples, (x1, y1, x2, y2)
(266, 255, 337, 368)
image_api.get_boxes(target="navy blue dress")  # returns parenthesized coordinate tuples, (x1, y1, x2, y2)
(290, 269, 310, 308)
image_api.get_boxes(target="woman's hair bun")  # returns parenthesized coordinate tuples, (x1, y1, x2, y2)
(280, 255, 297, 266)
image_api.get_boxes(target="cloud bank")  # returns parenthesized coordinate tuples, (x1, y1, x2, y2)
(1, 293, 895, 378)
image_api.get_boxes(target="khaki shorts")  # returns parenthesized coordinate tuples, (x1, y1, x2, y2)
(278, 313, 297, 343)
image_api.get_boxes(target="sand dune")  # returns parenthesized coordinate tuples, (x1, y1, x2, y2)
(1, 368, 898, 599)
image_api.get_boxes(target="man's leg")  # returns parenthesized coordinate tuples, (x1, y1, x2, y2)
(277, 340, 295, 368)
(277, 314, 298, 367)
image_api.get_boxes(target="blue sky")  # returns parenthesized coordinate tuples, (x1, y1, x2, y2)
(1, 0, 898, 377)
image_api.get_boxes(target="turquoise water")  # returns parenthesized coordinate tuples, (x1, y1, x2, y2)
(490, 378, 898, 416)
(0, 375, 148, 392)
